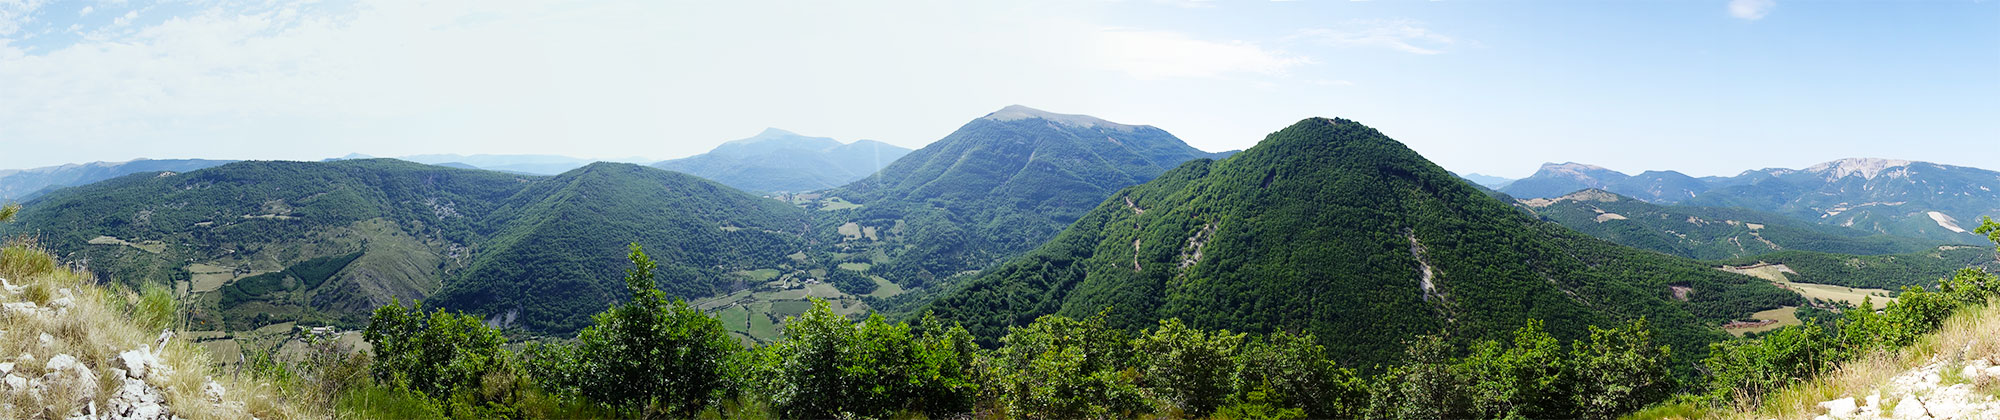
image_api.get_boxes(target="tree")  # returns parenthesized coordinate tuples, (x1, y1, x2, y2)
(548, 243, 739, 417)
(1133, 318, 1244, 417)
(1977, 216, 2000, 253)
(907, 313, 985, 417)
(770, 298, 856, 418)
(0, 203, 16, 223)
(1569, 319, 1673, 420)
(1231, 331, 1365, 419)
(362, 300, 511, 405)
(991, 312, 1147, 418)
(1384, 335, 1468, 420)
(1461, 320, 1572, 419)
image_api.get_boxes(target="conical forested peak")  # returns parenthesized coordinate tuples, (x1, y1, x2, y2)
(1238, 117, 1402, 156)
(1219, 116, 1447, 191)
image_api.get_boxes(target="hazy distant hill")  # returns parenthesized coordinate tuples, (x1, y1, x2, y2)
(817, 105, 1230, 290)
(393, 154, 640, 175)
(922, 117, 1795, 368)
(1457, 172, 1515, 189)
(1520, 189, 1940, 260)
(651, 128, 912, 193)
(0, 158, 235, 201)
(1685, 158, 2000, 244)
(1501, 162, 1711, 204)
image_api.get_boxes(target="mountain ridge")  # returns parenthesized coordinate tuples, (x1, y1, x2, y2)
(920, 117, 1796, 369)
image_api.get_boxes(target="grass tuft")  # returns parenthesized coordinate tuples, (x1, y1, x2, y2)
(0, 242, 312, 419)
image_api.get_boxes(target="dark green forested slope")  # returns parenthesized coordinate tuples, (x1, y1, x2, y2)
(1521, 189, 1941, 260)
(819, 105, 1228, 290)
(920, 117, 1798, 369)
(431, 162, 811, 332)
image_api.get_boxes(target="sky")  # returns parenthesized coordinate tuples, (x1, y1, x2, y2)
(0, 0, 1994, 178)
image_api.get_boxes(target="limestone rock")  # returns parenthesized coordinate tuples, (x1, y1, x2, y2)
(35, 353, 99, 407)
(1892, 395, 1926, 419)
(107, 376, 170, 420)
(4, 301, 40, 317)
(118, 348, 158, 380)
(203, 380, 225, 403)
(1819, 397, 1858, 417)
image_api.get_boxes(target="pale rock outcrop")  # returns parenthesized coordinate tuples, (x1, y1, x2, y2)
(1819, 397, 1858, 418)
(1814, 345, 2000, 419)
(34, 353, 100, 408)
(203, 380, 225, 403)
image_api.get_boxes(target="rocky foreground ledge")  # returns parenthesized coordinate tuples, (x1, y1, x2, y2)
(1810, 340, 2000, 419)
(2, 277, 255, 420)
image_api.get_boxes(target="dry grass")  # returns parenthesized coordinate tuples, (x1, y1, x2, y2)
(1722, 302, 2000, 420)
(0, 238, 314, 419)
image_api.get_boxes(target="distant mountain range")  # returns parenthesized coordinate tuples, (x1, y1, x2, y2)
(651, 128, 912, 193)
(1516, 189, 1941, 260)
(1500, 158, 2000, 244)
(0, 158, 235, 201)
(1500, 162, 1711, 204)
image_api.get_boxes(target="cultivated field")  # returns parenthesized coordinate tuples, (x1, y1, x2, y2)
(1719, 263, 1896, 309)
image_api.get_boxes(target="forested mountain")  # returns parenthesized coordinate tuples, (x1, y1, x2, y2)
(429, 162, 811, 332)
(2, 159, 815, 334)
(1, 159, 533, 328)
(816, 105, 1230, 290)
(919, 117, 1797, 369)
(1685, 158, 2000, 244)
(651, 128, 912, 193)
(1500, 162, 1711, 204)
(0, 158, 235, 200)
(1520, 189, 1941, 260)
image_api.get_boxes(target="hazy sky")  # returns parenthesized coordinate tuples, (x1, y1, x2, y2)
(1, 0, 1994, 177)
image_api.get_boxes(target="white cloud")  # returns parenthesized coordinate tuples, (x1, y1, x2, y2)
(113, 10, 137, 26)
(1729, 0, 1776, 20)
(0, 0, 52, 36)
(1292, 19, 1455, 55)
(79, 6, 93, 16)
(1091, 28, 1308, 80)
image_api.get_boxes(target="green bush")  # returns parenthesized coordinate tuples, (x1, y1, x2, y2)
(533, 244, 739, 417)
(361, 299, 512, 410)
